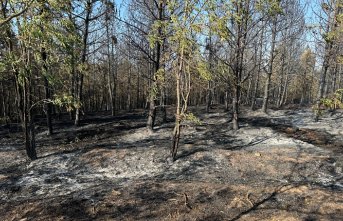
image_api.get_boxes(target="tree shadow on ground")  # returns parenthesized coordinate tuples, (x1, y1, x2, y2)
(227, 146, 343, 221)
(224, 136, 271, 151)
(176, 147, 208, 160)
(2, 107, 343, 220)
(241, 116, 343, 154)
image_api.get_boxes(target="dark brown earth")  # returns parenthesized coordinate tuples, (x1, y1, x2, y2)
(0, 106, 343, 221)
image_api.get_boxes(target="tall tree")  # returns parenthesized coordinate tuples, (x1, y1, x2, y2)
(125, 0, 168, 131)
(210, 0, 258, 130)
(315, 0, 342, 121)
(0, 0, 74, 159)
(261, 0, 283, 113)
(166, 0, 207, 160)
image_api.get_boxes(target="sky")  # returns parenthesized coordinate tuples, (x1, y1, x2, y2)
(115, 0, 322, 25)
(113, 0, 324, 67)
(113, 0, 324, 48)
(115, 0, 126, 18)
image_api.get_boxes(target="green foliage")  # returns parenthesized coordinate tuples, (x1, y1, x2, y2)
(155, 68, 166, 85)
(214, 17, 231, 42)
(148, 20, 167, 49)
(77, 63, 89, 74)
(312, 106, 323, 118)
(148, 84, 159, 100)
(52, 93, 78, 112)
(322, 89, 343, 110)
(322, 31, 337, 43)
(2, 0, 79, 90)
(313, 89, 343, 117)
(337, 12, 343, 24)
(183, 112, 202, 125)
(256, 0, 283, 16)
(196, 61, 212, 81)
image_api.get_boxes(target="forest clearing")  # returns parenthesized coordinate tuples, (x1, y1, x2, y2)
(1, 106, 343, 220)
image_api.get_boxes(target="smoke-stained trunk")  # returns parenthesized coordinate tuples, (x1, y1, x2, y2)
(147, 1, 164, 131)
(75, 1, 92, 126)
(262, 17, 277, 113)
(41, 47, 53, 135)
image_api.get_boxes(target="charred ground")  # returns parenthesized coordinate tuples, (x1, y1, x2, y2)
(0, 106, 343, 221)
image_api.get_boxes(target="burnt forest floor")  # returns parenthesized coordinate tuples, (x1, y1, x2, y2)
(1, 106, 343, 221)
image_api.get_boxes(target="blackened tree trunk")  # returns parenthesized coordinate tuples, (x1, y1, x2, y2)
(75, 0, 92, 126)
(0, 80, 8, 120)
(106, 19, 115, 116)
(314, 1, 338, 121)
(251, 18, 265, 110)
(262, 17, 277, 113)
(3, 2, 37, 160)
(277, 50, 286, 107)
(147, 1, 164, 131)
(315, 46, 331, 121)
(22, 75, 37, 160)
(206, 80, 212, 113)
(206, 35, 214, 113)
(161, 87, 167, 123)
(41, 47, 53, 135)
(231, 0, 249, 131)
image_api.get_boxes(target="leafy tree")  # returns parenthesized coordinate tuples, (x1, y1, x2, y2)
(150, 0, 207, 160)
(208, 0, 258, 130)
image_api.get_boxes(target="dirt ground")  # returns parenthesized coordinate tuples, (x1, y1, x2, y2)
(0, 106, 343, 221)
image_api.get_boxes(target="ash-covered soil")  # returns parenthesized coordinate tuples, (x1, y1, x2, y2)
(1, 107, 343, 221)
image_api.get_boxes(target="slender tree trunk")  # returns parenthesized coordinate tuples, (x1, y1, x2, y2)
(232, 83, 240, 130)
(338, 65, 342, 89)
(69, 48, 75, 120)
(232, 55, 242, 130)
(315, 54, 330, 121)
(127, 63, 132, 111)
(231, 0, 249, 130)
(315, 1, 340, 120)
(332, 63, 338, 93)
(147, 59, 157, 130)
(206, 80, 212, 113)
(251, 70, 260, 110)
(225, 89, 230, 111)
(206, 35, 214, 113)
(324, 69, 331, 98)
(75, 73, 84, 126)
(262, 17, 277, 113)
(75, 1, 91, 126)
(171, 77, 181, 160)
(280, 67, 289, 107)
(4, 4, 37, 159)
(0, 80, 6, 119)
(113, 47, 118, 113)
(251, 19, 265, 110)
(137, 71, 140, 109)
(171, 47, 184, 161)
(23, 76, 37, 160)
(161, 86, 167, 123)
(232, 46, 244, 131)
(300, 70, 308, 105)
(309, 67, 315, 103)
(41, 47, 53, 135)
(277, 53, 286, 107)
(246, 78, 252, 105)
(147, 1, 164, 131)
(27, 105, 37, 160)
(106, 21, 115, 116)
